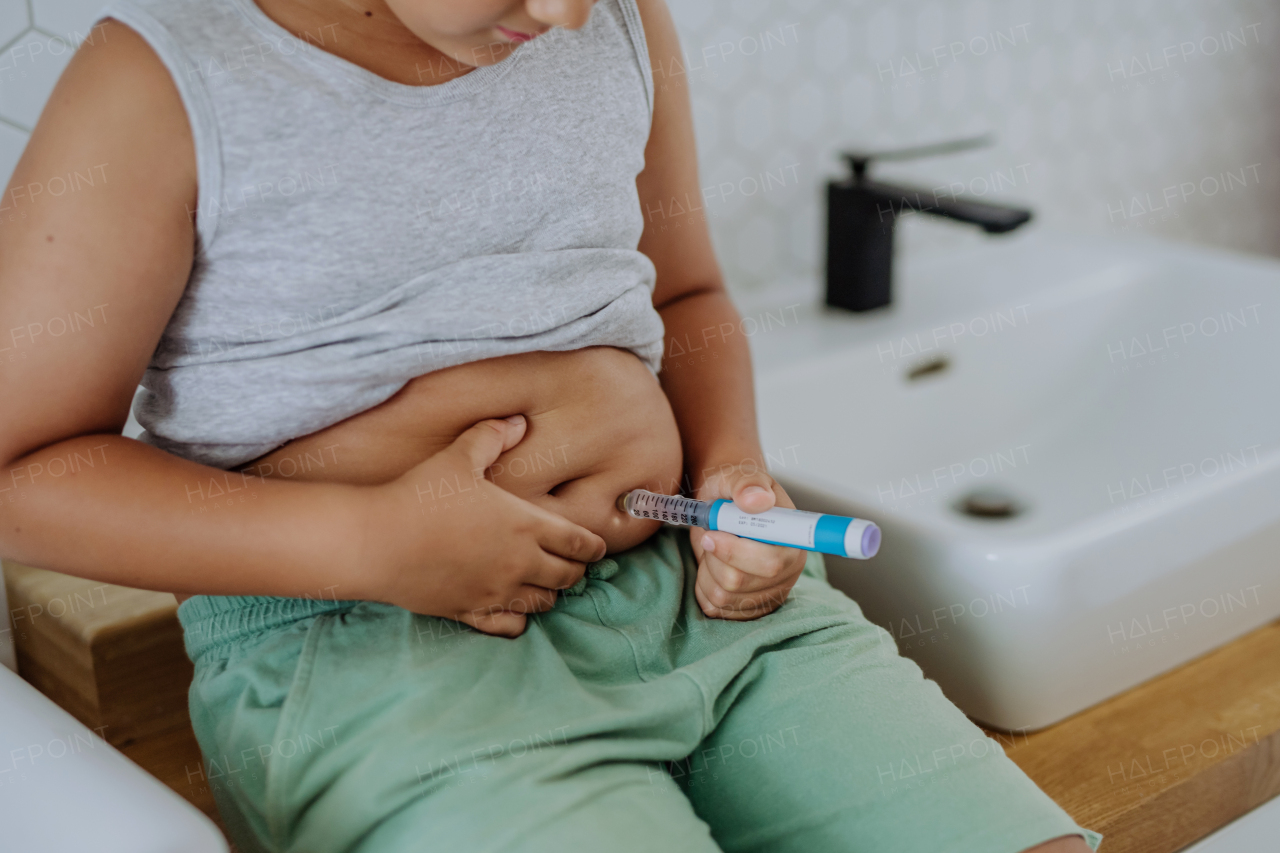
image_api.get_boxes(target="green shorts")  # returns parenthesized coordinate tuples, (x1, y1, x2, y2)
(178, 528, 1101, 853)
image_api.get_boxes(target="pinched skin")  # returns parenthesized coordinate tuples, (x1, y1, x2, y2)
(240, 346, 684, 554)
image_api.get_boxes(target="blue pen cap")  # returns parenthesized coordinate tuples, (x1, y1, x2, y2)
(813, 514, 880, 558)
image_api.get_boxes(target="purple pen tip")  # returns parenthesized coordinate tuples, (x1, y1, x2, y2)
(862, 524, 881, 558)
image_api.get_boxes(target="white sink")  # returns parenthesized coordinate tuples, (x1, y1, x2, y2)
(751, 229, 1280, 731)
(0, 664, 227, 851)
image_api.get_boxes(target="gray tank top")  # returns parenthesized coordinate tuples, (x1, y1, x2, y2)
(98, 0, 662, 469)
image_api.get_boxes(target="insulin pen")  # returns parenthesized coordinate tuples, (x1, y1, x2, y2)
(617, 489, 881, 559)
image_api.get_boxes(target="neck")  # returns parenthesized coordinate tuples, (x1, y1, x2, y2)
(251, 0, 480, 86)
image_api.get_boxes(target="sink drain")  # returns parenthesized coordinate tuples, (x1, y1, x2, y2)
(955, 486, 1024, 519)
(906, 355, 950, 381)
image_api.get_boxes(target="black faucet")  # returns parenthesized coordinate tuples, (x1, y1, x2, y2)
(825, 135, 1033, 312)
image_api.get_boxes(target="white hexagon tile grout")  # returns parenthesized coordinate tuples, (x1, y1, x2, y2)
(0, 0, 31, 52)
(1, 1, 1279, 298)
(0, 29, 74, 129)
(668, 0, 1280, 297)
(32, 0, 113, 42)
(0, 117, 28, 189)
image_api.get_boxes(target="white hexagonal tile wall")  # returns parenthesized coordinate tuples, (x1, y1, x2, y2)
(0, 118, 29, 193)
(31, 0, 107, 42)
(0, 0, 29, 48)
(0, 29, 74, 129)
(668, 0, 1280, 296)
(0, 0, 1276, 302)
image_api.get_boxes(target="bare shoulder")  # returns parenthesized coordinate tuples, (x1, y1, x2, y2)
(66, 19, 186, 99)
(632, 0, 680, 74)
(0, 18, 198, 462)
(14, 17, 198, 231)
(43, 19, 196, 177)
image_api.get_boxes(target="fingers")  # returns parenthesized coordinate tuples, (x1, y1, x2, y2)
(496, 414, 528, 452)
(446, 415, 528, 473)
(532, 504, 608, 563)
(694, 567, 790, 620)
(691, 527, 807, 621)
(699, 546, 778, 594)
(526, 552, 588, 592)
(456, 581, 559, 635)
(697, 530, 795, 580)
(503, 583, 560, 614)
(696, 462, 778, 508)
(460, 609, 528, 638)
(456, 588, 557, 619)
(728, 476, 776, 514)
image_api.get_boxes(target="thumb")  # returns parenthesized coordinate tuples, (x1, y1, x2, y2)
(445, 415, 527, 475)
(726, 469, 776, 514)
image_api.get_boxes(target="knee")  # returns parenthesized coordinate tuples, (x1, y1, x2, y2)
(791, 612, 903, 667)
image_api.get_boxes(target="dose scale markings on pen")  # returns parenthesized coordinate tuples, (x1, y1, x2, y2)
(623, 491, 712, 527)
(618, 489, 881, 560)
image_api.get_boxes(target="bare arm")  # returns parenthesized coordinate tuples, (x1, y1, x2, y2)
(634, 0, 763, 486)
(0, 21, 363, 597)
(635, 0, 807, 618)
(0, 22, 602, 634)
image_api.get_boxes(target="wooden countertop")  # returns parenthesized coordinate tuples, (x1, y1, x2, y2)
(986, 618, 1280, 853)
(6, 560, 1279, 850)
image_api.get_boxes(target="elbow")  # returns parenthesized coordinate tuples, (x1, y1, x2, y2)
(0, 439, 22, 485)
(0, 434, 37, 480)
(653, 281, 728, 313)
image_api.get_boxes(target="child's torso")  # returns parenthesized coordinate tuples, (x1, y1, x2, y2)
(102, 0, 668, 470)
(208, 2, 682, 555)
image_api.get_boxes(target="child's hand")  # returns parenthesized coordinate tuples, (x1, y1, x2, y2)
(689, 464, 808, 620)
(362, 415, 606, 637)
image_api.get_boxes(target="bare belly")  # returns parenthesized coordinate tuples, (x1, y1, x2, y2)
(242, 345, 682, 554)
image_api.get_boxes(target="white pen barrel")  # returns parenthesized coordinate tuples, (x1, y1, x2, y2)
(619, 490, 880, 559)
(709, 501, 880, 559)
